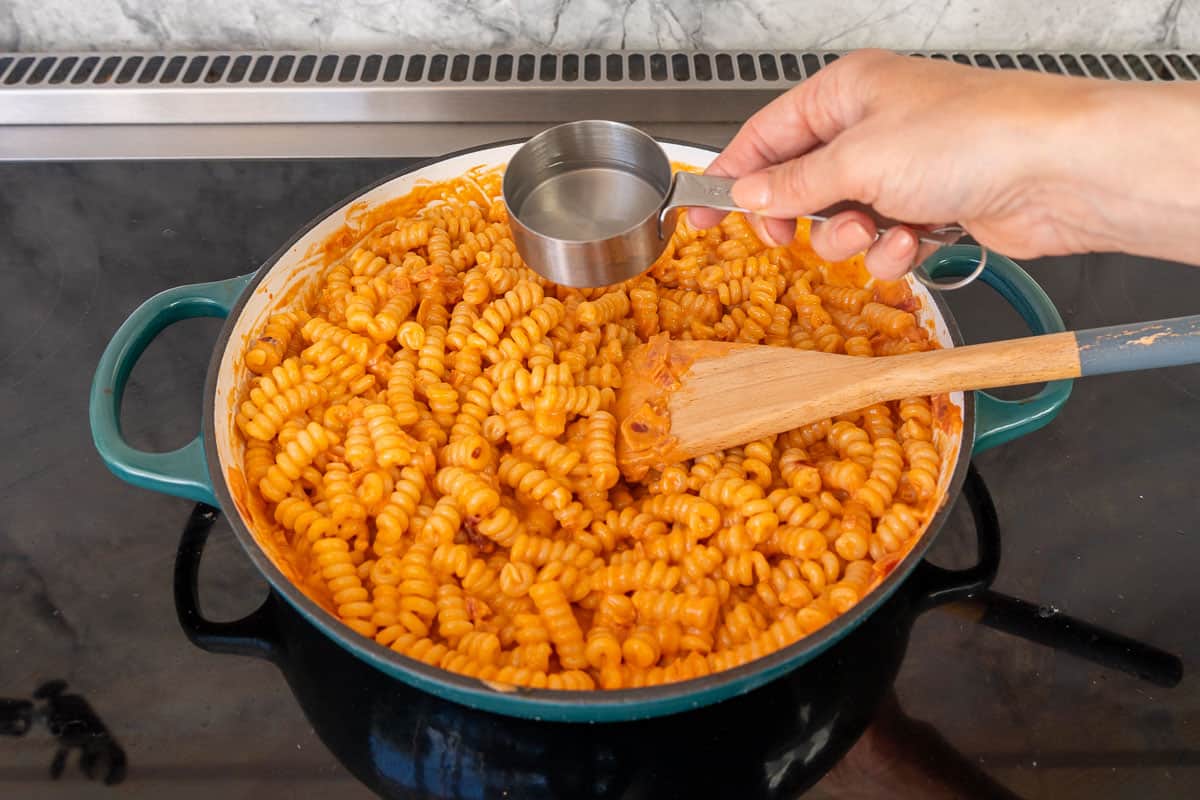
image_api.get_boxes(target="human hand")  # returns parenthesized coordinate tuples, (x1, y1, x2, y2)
(692, 49, 1200, 278)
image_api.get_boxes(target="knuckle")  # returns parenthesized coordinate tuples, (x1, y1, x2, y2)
(837, 48, 895, 76)
(801, 75, 845, 141)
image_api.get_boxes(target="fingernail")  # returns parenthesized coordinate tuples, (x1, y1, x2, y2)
(731, 172, 772, 210)
(836, 221, 872, 252)
(748, 215, 779, 247)
(886, 228, 917, 258)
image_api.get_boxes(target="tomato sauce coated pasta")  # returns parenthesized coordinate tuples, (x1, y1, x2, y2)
(234, 166, 953, 690)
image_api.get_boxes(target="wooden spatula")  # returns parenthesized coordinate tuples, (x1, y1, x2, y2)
(615, 315, 1200, 478)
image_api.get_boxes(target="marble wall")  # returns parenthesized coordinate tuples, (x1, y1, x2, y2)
(2, 0, 1197, 53)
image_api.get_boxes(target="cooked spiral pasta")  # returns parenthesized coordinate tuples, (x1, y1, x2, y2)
(591, 560, 681, 594)
(632, 590, 719, 630)
(503, 410, 582, 476)
(533, 384, 611, 417)
(498, 455, 572, 513)
(835, 500, 873, 562)
(874, 503, 923, 556)
(903, 438, 941, 502)
(311, 537, 376, 637)
(259, 422, 338, 503)
(814, 285, 872, 313)
(245, 310, 309, 374)
(468, 282, 544, 349)
(491, 298, 566, 363)
(862, 302, 917, 337)
(244, 437, 276, 489)
(386, 354, 420, 426)
(363, 404, 412, 469)
(844, 336, 874, 357)
(640, 494, 721, 538)
(434, 466, 500, 517)
(384, 632, 449, 666)
(828, 421, 874, 467)
(529, 581, 588, 669)
(476, 505, 525, 548)
(854, 437, 904, 517)
(510, 534, 596, 568)
(375, 467, 426, 557)
(302, 317, 374, 364)
(583, 411, 620, 490)
(577, 290, 630, 327)
(236, 165, 951, 691)
(441, 433, 492, 471)
(629, 283, 660, 338)
(275, 496, 335, 547)
(237, 381, 326, 442)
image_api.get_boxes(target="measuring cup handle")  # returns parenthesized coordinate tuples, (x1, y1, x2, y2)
(810, 202, 967, 248)
(663, 172, 745, 215)
(664, 172, 964, 248)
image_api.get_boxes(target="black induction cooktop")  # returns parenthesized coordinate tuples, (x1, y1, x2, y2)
(1, 160, 1197, 799)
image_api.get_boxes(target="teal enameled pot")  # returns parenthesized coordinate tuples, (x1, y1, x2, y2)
(90, 139, 1072, 722)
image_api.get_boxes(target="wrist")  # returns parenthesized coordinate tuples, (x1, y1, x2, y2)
(1045, 81, 1200, 263)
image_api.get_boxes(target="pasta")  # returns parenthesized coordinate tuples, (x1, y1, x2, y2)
(234, 165, 953, 691)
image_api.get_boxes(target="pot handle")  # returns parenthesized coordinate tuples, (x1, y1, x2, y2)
(174, 504, 282, 662)
(952, 591, 1183, 688)
(922, 246, 1074, 453)
(911, 466, 1183, 687)
(89, 273, 253, 505)
(910, 463, 1002, 610)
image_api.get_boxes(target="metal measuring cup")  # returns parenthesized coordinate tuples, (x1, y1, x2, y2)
(503, 120, 979, 289)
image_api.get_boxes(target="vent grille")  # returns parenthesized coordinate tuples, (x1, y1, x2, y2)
(2, 48, 1197, 89)
(2, 49, 1196, 159)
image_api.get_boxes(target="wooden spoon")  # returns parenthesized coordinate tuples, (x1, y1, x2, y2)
(615, 315, 1200, 478)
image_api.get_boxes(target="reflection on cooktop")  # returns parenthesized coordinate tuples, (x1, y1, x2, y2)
(1, 681, 126, 786)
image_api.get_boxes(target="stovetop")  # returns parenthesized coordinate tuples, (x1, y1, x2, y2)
(1, 159, 1198, 799)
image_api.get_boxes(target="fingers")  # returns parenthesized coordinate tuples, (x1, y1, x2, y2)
(688, 207, 727, 229)
(744, 215, 775, 246)
(689, 50, 899, 240)
(763, 217, 797, 247)
(811, 213, 926, 280)
(688, 71, 848, 231)
(706, 49, 885, 180)
(864, 227, 920, 280)
(706, 88, 826, 180)
(698, 143, 862, 242)
(730, 142, 859, 220)
(743, 215, 798, 248)
(809, 210, 878, 262)
(686, 211, 795, 246)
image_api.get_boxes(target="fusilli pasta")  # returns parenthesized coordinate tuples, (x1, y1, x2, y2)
(234, 166, 952, 691)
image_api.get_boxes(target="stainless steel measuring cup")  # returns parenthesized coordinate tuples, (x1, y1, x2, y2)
(503, 120, 973, 289)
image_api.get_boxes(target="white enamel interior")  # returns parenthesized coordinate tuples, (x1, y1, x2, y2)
(212, 141, 965, 582)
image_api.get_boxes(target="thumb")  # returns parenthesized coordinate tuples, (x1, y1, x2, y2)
(730, 142, 863, 220)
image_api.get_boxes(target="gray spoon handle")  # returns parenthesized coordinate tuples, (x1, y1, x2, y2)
(1076, 315, 1200, 375)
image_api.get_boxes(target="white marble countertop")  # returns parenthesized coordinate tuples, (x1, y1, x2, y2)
(2, 0, 1197, 53)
